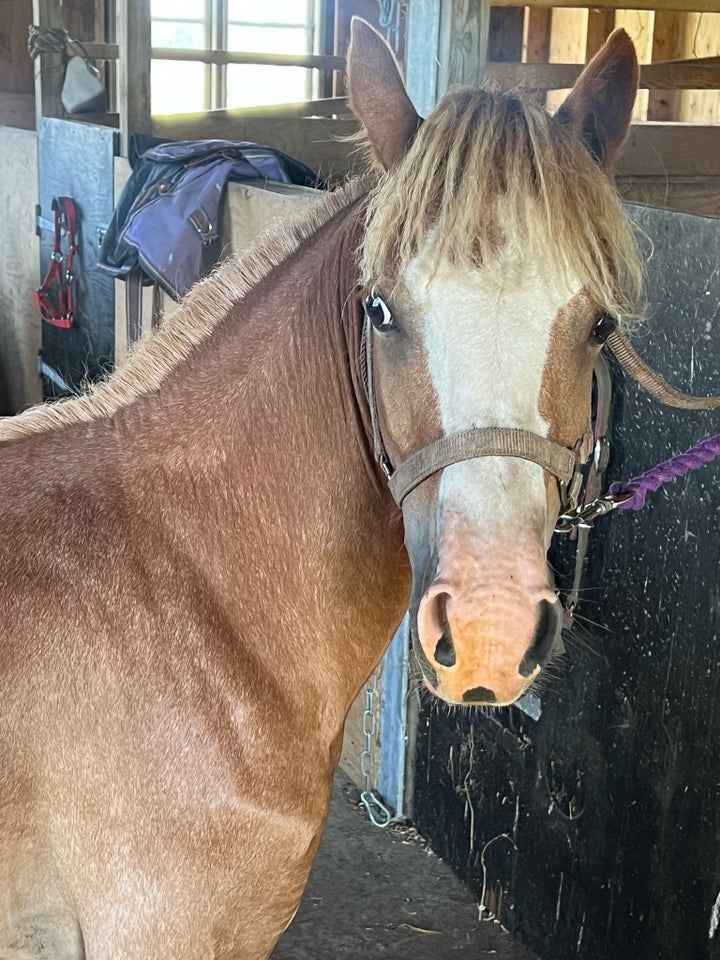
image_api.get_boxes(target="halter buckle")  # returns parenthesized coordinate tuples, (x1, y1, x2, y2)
(378, 455, 393, 479)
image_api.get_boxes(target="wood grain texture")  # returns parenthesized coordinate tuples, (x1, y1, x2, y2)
(0, 0, 34, 93)
(438, 0, 491, 94)
(152, 114, 360, 181)
(495, 0, 720, 10)
(117, 0, 151, 156)
(484, 57, 720, 89)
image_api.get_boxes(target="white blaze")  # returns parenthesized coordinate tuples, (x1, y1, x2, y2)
(405, 250, 579, 533)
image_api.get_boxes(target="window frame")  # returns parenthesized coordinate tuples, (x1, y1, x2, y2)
(150, 0, 327, 114)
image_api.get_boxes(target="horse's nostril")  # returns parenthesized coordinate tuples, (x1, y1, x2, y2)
(434, 630, 456, 667)
(433, 592, 456, 667)
(519, 599, 563, 677)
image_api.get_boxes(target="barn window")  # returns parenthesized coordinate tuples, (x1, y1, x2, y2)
(150, 0, 320, 115)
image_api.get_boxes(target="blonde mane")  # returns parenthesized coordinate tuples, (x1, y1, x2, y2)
(0, 178, 373, 444)
(360, 87, 643, 321)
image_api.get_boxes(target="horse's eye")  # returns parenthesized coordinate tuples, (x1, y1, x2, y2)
(364, 293, 395, 331)
(590, 312, 617, 345)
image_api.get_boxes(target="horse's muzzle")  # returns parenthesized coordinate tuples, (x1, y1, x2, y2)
(412, 588, 563, 706)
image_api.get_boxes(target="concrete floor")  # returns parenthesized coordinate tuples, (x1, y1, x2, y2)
(272, 772, 538, 959)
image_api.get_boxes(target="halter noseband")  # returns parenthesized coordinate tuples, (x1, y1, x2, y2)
(361, 309, 592, 510)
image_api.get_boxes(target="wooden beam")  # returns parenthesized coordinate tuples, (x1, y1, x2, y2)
(523, 7, 552, 64)
(405, 0, 443, 115)
(117, 0, 152, 157)
(493, 0, 720, 10)
(545, 6, 587, 113)
(617, 123, 720, 176)
(647, 11, 686, 120)
(484, 58, 720, 90)
(438, 0, 491, 94)
(619, 176, 720, 218)
(156, 97, 350, 120)
(674, 13, 720, 123)
(152, 114, 359, 181)
(1, 1, 35, 94)
(78, 42, 120, 61)
(32, 0, 65, 120)
(586, 10, 615, 58)
(488, 8, 524, 62)
(151, 49, 345, 70)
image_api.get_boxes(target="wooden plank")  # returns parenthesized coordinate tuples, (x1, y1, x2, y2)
(494, 0, 720, 10)
(484, 58, 720, 89)
(171, 97, 351, 120)
(151, 48, 345, 70)
(586, 9, 615, 58)
(150, 118, 720, 180)
(488, 7, 525, 62)
(614, 9, 655, 119)
(79, 42, 120, 61)
(0, 92, 36, 129)
(675, 13, 720, 123)
(152, 114, 359, 182)
(523, 7, 552, 63)
(546, 7, 587, 112)
(618, 175, 720, 218)
(117, 0, 151, 157)
(438, 0, 491, 94)
(617, 123, 720, 176)
(647, 11, 687, 120)
(0, 127, 42, 412)
(405, 0, 443, 115)
(1, 0, 35, 93)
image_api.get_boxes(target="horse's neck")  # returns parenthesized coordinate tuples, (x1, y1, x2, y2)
(120, 199, 410, 711)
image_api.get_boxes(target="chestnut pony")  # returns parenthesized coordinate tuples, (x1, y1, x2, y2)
(0, 20, 641, 960)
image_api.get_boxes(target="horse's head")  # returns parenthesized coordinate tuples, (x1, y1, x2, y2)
(348, 20, 642, 706)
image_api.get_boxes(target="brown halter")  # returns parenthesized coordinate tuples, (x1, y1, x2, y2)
(361, 310, 593, 510)
(361, 311, 720, 512)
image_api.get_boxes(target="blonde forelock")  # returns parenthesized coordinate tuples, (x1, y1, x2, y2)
(359, 87, 643, 323)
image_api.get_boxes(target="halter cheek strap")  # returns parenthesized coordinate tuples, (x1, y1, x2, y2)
(361, 311, 591, 508)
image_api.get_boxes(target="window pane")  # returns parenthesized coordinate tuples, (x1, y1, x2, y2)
(228, 0, 306, 25)
(226, 64, 309, 108)
(152, 21, 206, 48)
(151, 60, 207, 114)
(152, 0, 205, 20)
(227, 26, 308, 54)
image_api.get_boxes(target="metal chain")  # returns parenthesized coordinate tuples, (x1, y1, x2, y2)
(359, 671, 396, 828)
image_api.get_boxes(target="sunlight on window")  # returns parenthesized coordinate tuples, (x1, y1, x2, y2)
(228, 0, 304, 23)
(152, 61, 206, 115)
(153, 0, 205, 19)
(150, 0, 315, 114)
(226, 66, 310, 108)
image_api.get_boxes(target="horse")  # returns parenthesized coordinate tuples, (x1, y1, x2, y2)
(0, 19, 641, 959)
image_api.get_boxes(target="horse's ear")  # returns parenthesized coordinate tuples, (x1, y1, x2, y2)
(555, 28, 639, 168)
(347, 17, 421, 170)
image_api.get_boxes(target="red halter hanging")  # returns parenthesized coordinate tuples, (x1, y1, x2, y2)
(34, 197, 78, 330)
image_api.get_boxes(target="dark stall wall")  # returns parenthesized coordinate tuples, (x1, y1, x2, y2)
(412, 205, 720, 960)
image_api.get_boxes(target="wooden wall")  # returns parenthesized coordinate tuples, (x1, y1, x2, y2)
(0, 0, 34, 129)
(0, 128, 41, 412)
(487, 2, 720, 217)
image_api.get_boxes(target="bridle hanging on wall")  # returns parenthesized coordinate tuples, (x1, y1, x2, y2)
(34, 196, 79, 330)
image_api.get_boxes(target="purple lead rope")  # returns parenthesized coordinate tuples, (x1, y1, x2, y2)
(610, 433, 720, 510)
